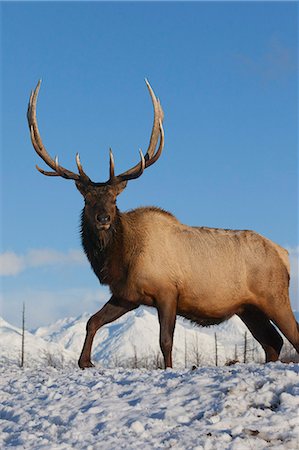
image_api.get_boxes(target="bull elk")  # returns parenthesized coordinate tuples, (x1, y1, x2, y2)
(28, 80, 299, 369)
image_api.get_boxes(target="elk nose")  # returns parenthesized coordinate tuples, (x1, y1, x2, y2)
(96, 214, 111, 224)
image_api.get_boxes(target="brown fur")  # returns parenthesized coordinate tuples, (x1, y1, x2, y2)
(77, 190, 299, 369)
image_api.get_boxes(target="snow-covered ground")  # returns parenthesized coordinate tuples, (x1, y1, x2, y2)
(1, 312, 299, 449)
(1, 363, 298, 449)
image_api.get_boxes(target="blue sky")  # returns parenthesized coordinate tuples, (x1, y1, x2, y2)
(1, 1, 298, 328)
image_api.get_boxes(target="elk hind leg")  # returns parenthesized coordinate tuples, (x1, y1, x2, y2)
(262, 297, 299, 355)
(238, 306, 283, 362)
(78, 296, 138, 369)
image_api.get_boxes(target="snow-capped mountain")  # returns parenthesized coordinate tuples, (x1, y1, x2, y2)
(0, 317, 77, 367)
(6, 306, 298, 369)
(34, 307, 264, 368)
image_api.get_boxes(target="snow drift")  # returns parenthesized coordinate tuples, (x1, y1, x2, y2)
(1, 364, 298, 449)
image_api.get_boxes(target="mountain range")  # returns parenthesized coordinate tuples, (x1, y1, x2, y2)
(1, 307, 270, 368)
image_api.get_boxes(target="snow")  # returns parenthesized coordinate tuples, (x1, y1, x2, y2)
(1, 312, 299, 448)
(0, 317, 77, 368)
(34, 307, 264, 368)
(0, 363, 298, 449)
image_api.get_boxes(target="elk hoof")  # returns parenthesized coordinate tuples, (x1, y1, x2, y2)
(78, 359, 95, 369)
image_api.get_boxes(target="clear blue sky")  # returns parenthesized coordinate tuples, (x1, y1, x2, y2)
(1, 1, 298, 328)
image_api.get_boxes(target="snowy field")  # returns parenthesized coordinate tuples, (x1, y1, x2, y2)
(1, 363, 298, 449)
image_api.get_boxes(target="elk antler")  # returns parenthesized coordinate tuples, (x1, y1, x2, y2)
(111, 79, 164, 183)
(27, 80, 91, 183)
(28, 80, 164, 185)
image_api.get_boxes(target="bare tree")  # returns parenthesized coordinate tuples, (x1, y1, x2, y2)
(20, 303, 25, 368)
(189, 331, 203, 367)
(243, 331, 248, 363)
(184, 329, 188, 368)
(214, 332, 218, 367)
(132, 345, 138, 369)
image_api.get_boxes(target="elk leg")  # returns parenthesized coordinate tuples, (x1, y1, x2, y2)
(78, 296, 138, 369)
(157, 299, 177, 369)
(238, 306, 283, 362)
(262, 299, 299, 355)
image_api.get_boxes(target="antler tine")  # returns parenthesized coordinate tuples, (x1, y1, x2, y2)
(113, 80, 164, 183)
(76, 153, 90, 182)
(28, 80, 90, 182)
(143, 118, 164, 169)
(109, 148, 115, 181)
(36, 164, 60, 176)
(121, 149, 146, 181)
(144, 79, 164, 160)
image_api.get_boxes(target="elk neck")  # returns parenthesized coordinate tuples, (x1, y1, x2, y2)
(80, 206, 127, 286)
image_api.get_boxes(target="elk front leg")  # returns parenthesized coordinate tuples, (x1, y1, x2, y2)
(157, 298, 177, 369)
(78, 296, 138, 369)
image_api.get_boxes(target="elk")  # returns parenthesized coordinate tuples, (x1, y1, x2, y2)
(28, 80, 299, 369)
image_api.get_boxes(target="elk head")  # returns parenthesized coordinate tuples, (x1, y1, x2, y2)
(27, 80, 164, 233)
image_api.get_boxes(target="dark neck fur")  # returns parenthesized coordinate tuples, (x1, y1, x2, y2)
(80, 207, 123, 285)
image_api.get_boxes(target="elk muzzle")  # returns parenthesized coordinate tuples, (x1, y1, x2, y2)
(96, 214, 111, 230)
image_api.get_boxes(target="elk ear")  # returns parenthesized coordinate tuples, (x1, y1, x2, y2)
(114, 180, 128, 196)
(75, 181, 89, 197)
